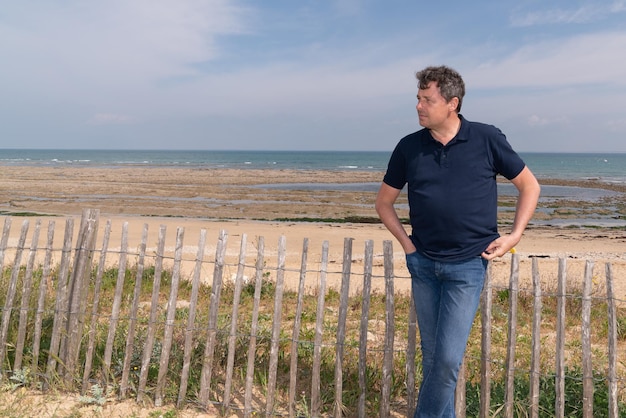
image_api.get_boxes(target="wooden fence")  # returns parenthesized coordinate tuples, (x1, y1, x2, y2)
(0, 209, 623, 417)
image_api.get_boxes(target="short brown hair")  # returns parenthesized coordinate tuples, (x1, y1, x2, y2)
(415, 65, 465, 112)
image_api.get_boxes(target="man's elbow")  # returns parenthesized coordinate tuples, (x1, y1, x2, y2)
(375, 197, 393, 219)
(515, 167, 541, 198)
(529, 177, 541, 200)
(375, 199, 386, 217)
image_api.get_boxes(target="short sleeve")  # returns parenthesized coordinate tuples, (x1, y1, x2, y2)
(383, 142, 408, 190)
(489, 128, 526, 180)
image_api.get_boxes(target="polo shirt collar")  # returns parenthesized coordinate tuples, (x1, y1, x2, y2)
(454, 114, 469, 143)
(428, 114, 469, 147)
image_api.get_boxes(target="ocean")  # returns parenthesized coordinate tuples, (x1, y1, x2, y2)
(1, 149, 624, 226)
(1, 149, 625, 184)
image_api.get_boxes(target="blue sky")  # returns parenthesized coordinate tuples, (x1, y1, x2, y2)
(1, 1, 625, 152)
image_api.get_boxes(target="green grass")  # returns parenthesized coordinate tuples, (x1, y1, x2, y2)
(1, 264, 625, 416)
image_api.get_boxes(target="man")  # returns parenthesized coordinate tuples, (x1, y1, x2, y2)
(375, 65, 540, 417)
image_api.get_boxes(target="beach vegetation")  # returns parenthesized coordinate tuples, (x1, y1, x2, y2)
(267, 215, 390, 224)
(0, 264, 626, 416)
(497, 200, 517, 208)
(0, 211, 51, 217)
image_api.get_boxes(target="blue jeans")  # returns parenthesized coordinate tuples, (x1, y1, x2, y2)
(405, 251, 487, 418)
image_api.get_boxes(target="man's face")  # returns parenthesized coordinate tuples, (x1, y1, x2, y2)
(416, 82, 454, 129)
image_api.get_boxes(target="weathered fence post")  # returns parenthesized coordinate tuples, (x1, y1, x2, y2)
(46, 218, 75, 383)
(581, 260, 594, 418)
(82, 219, 112, 393)
(504, 253, 520, 417)
(223, 233, 247, 410)
(529, 257, 542, 418)
(120, 223, 149, 398)
(407, 289, 418, 418)
(555, 258, 567, 417)
(0, 217, 11, 278)
(244, 236, 266, 417)
(137, 225, 167, 402)
(199, 229, 228, 407)
(606, 263, 618, 418)
(155, 227, 185, 407)
(358, 240, 373, 418)
(64, 208, 99, 385)
(311, 240, 329, 417)
(479, 262, 493, 418)
(288, 237, 309, 418)
(32, 220, 56, 384)
(0, 219, 29, 379)
(177, 228, 207, 407)
(103, 221, 129, 374)
(380, 240, 395, 418)
(266, 235, 287, 416)
(455, 358, 466, 417)
(334, 237, 353, 418)
(14, 219, 41, 371)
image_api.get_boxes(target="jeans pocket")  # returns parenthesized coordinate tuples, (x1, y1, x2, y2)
(405, 251, 419, 276)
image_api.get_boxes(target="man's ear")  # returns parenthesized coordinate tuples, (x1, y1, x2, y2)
(449, 97, 459, 112)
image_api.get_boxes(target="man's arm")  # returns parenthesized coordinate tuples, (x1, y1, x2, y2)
(482, 166, 541, 260)
(375, 182, 417, 254)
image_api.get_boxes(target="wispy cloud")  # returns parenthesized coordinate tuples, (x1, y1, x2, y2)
(466, 31, 626, 88)
(331, 0, 364, 16)
(510, 2, 626, 27)
(86, 113, 135, 125)
(527, 115, 569, 127)
(607, 118, 626, 132)
(0, 1, 251, 89)
(610, 0, 626, 12)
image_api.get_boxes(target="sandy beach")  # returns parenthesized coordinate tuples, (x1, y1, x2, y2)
(0, 165, 625, 299)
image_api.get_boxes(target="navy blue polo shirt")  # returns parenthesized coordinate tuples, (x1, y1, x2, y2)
(383, 115, 525, 261)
